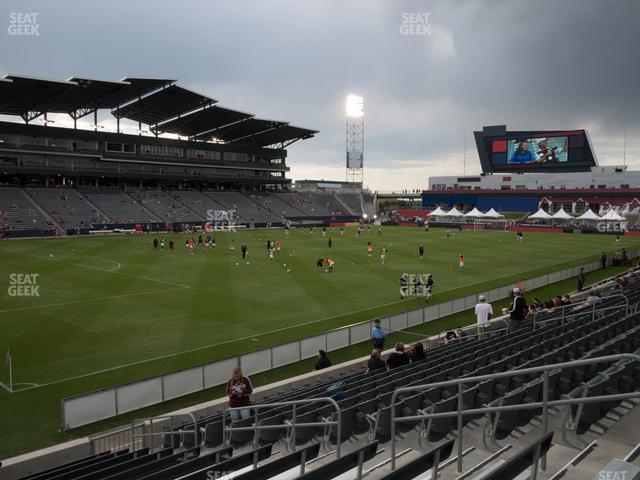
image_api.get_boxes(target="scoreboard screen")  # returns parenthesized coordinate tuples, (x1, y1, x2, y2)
(475, 127, 596, 173)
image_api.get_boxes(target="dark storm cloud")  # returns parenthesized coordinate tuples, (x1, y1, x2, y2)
(0, 0, 638, 189)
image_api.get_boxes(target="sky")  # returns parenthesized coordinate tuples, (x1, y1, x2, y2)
(1, 0, 639, 191)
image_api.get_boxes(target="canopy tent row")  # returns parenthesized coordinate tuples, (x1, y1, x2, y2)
(528, 208, 553, 220)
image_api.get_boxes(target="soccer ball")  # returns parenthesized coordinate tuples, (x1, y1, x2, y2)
(235, 262, 240, 266)
(283, 263, 287, 267)
(49, 253, 54, 258)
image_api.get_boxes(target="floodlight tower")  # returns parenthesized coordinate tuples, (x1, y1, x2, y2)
(345, 94, 364, 185)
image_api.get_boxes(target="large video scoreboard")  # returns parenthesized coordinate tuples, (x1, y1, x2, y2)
(475, 125, 598, 173)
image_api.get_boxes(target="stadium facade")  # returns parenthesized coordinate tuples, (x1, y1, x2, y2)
(0, 75, 369, 237)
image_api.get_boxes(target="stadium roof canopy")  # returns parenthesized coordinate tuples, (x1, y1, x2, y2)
(196, 118, 318, 146)
(0, 75, 174, 122)
(112, 84, 215, 125)
(0, 74, 318, 146)
(153, 105, 254, 137)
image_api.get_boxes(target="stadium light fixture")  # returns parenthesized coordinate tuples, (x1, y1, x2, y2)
(363, 213, 368, 219)
(373, 214, 377, 219)
(346, 94, 364, 118)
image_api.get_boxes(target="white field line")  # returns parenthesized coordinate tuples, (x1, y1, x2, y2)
(0, 381, 12, 393)
(0, 286, 188, 314)
(12, 296, 416, 393)
(1, 246, 596, 393)
(4, 250, 190, 289)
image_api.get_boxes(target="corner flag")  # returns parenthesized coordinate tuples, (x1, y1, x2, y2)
(5, 348, 10, 364)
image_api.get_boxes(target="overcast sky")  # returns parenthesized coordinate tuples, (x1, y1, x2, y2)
(1, 0, 639, 190)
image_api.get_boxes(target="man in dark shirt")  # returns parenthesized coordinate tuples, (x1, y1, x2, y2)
(366, 350, 386, 373)
(577, 268, 585, 291)
(314, 350, 331, 370)
(386, 343, 410, 369)
(601, 251, 607, 269)
(508, 287, 527, 333)
(241, 243, 248, 260)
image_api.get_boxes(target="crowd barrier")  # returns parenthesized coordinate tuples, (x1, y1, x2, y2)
(61, 255, 633, 430)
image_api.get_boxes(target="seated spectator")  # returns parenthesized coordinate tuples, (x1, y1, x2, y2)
(408, 342, 426, 362)
(585, 290, 601, 306)
(386, 342, 410, 369)
(314, 349, 331, 370)
(561, 295, 571, 305)
(366, 349, 386, 374)
(326, 381, 346, 401)
(554, 295, 563, 307)
(444, 329, 459, 343)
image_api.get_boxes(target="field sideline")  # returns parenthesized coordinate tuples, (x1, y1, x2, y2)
(0, 226, 638, 459)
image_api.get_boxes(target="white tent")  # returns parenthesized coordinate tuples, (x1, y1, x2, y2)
(576, 209, 602, 221)
(464, 207, 484, 218)
(602, 209, 625, 221)
(446, 207, 463, 217)
(529, 208, 553, 220)
(551, 208, 573, 220)
(429, 206, 448, 217)
(483, 208, 504, 219)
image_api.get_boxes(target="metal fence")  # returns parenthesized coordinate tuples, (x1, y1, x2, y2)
(62, 256, 630, 430)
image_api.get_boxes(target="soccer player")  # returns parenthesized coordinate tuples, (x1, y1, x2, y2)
(326, 258, 334, 272)
(423, 221, 429, 232)
(153, 238, 159, 251)
(425, 274, 434, 302)
(380, 247, 386, 265)
(229, 240, 236, 252)
(399, 274, 408, 300)
(445, 229, 451, 239)
(322, 227, 327, 237)
(284, 225, 289, 236)
(367, 241, 373, 257)
(459, 252, 465, 272)
(340, 227, 344, 236)
(378, 226, 382, 236)
(169, 239, 175, 253)
(269, 247, 275, 261)
(266, 239, 271, 251)
(198, 234, 203, 248)
(328, 237, 332, 251)
(418, 243, 424, 260)
(316, 258, 324, 271)
(160, 237, 165, 249)
(188, 237, 195, 254)
(275, 240, 281, 254)
(241, 243, 248, 260)
(413, 275, 423, 301)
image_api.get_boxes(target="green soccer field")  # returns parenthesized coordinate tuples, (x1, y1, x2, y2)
(0, 226, 638, 459)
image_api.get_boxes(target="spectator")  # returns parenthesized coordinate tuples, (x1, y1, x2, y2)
(474, 294, 493, 340)
(314, 350, 331, 370)
(508, 287, 527, 333)
(601, 251, 607, 269)
(226, 367, 253, 421)
(408, 342, 426, 362)
(386, 342, 410, 369)
(577, 268, 585, 291)
(366, 349, 386, 373)
(585, 290, 601, 306)
(371, 319, 388, 350)
(326, 381, 346, 401)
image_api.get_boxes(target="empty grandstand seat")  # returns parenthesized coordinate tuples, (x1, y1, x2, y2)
(376, 439, 454, 480)
(296, 442, 378, 480)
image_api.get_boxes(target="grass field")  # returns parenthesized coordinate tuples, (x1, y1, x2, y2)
(1, 226, 638, 459)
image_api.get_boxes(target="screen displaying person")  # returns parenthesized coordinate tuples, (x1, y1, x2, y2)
(510, 140, 534, 164)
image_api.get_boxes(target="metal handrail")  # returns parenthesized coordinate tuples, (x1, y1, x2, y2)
(131, 413, 197, 452)
(532, 293, 629, 329)
(533, 302, 630, 331)
(390, 353, 640, 474)
(223, 397, 342, 458)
